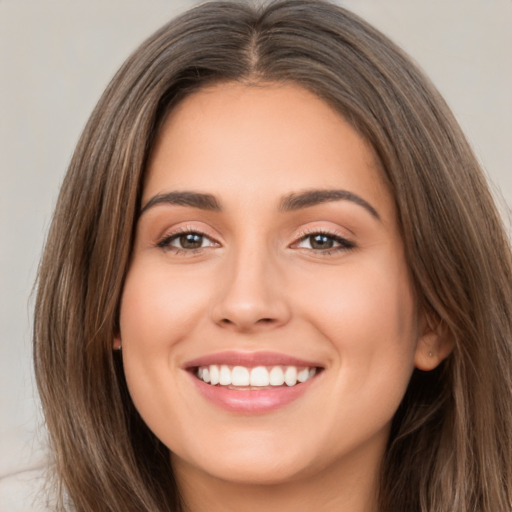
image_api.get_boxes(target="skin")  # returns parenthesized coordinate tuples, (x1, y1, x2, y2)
(116, 82, 446, 512)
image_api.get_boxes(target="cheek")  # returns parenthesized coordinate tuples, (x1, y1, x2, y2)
(296, 256, 417, 450)
(296, 253, 418, 395)
(118, 263, 211, 431)
(119, 262, 210, 350)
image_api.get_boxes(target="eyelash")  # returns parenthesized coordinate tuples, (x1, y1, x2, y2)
(156, 226, 217, 255)
(292, 228, 356, 255)
(156, 227, 356, 256)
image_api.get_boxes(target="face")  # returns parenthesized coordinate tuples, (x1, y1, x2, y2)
(118, 82, 434, 488)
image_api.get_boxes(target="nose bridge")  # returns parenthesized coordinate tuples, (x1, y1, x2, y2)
(211, 235, 290, 331)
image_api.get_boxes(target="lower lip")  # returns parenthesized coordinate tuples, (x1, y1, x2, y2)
(188, 372, 320, 414)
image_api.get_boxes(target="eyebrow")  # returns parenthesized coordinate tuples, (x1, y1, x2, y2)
(140, 188, 380, 220)
(140, 191, 221, 216)
(279, 189, 380, 219)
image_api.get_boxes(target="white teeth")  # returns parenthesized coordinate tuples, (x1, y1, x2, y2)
(196, 364, 318, 388)
(231, 366, 250, 386)
(209, 365, 220, 385)
(284, 366, 297, 386)
(250, 366, 270, 386)
(219, 365, 231, 386)
(269, 366, 285, 386)
(297, 368, 309, 383)
(201, 367, 210, 383)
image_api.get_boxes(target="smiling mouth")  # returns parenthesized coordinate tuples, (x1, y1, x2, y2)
(193, 364, 320, 389)
(186, 354, 324, 412)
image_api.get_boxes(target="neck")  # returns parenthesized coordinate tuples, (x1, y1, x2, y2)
(173, 445, 382, 512)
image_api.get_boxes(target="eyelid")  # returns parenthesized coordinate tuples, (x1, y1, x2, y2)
(156, 224, 221, 250)
(154, 223, 355, 255)
(291, 227, 356, 252)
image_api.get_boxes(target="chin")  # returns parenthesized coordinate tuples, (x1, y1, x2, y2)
(171, 431, 320, 486)
(180, 455, 313, 486)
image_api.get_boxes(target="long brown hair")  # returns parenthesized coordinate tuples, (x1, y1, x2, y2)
(34, 1, 512, 510)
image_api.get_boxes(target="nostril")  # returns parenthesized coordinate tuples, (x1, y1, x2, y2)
(220, 317, 273, 324)
(218, 316, 276, 330)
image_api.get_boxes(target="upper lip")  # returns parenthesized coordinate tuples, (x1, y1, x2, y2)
(184, 351, 324, 369)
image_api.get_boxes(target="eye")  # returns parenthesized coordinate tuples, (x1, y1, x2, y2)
(157, 230, 218, 252)
(294, 231, 355, 253)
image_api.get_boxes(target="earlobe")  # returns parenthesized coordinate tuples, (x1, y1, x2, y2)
(113, 337, 122, 351)
(414, 323, 453, 371)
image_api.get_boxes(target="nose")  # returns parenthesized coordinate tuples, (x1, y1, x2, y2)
(210, 247, 292, 333)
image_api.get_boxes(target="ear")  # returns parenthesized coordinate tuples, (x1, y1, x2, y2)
(113, 335, 122, 351)
(414, 318, 453, 371)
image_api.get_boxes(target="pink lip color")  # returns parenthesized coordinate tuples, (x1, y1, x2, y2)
(189, 372, 318, 414)
(184, 350, 322, 369)
(184, 351, 322, 414)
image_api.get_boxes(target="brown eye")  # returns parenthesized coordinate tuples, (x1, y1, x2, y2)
(157, 231, 217, 251)
(178, 233, 204, 249)
(309, 234, 335, 250)
(294, 232, 355, 253)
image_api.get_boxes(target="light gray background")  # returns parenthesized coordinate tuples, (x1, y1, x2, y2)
(1, 0, 511, 508)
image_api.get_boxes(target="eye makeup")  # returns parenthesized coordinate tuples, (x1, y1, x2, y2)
(155, 225, 356, 258)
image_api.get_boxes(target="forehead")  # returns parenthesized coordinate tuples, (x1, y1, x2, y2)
(145, 82, 393, 220)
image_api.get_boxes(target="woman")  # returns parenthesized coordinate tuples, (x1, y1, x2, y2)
(33, 1, 512, 511)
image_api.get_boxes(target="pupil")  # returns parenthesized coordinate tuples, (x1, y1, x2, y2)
(311, 234, 333, 249)
(180, 233, 202, 249)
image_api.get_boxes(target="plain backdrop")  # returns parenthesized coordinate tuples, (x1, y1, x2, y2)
(1, 0, 511, 508)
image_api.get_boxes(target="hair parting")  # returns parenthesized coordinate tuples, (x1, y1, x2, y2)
(34, 1, 512, 510)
